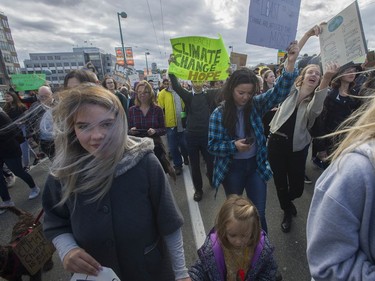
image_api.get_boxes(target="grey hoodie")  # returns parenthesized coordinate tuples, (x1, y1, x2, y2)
(307, 140, 375, 281)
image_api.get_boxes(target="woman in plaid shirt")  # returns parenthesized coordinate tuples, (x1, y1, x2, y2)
(128, 80, 176, 180)
(207, 42, 300, 232)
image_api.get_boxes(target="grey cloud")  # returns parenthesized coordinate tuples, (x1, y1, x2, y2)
(29, 0, 80, 7)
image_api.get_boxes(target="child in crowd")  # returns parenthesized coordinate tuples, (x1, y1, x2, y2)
(189, 195, 277, 280)
(42, 84, 191, 281)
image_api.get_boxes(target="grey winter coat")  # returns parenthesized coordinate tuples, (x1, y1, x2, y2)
(42, 137, 184, 281)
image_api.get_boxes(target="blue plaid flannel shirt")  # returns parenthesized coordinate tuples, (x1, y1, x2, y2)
(208, 68, 299, 189)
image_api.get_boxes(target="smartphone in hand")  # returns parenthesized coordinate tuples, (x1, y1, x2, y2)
(244, 137, 255, 145)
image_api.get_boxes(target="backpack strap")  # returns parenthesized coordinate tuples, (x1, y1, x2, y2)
(250, 230, 265, 268)
(209, 230, 226, 280)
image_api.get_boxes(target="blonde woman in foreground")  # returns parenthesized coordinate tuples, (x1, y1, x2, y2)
(42, 84, 191, 281)
(306, 94, 375, 280)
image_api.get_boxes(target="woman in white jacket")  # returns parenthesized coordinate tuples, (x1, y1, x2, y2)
(268, 62, 339, 233)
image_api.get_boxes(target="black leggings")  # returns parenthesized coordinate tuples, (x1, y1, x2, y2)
(0, 157, 36, 201)
(268, 134, 309, 211)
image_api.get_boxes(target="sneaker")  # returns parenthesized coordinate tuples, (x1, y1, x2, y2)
(0, 200, 15, 215)
(5, 174, 16, 188)
(32, 158, 40, 166)
(28, 186, 41, 200)
(24, 166, 31, 172)
(304, 175, 312, 184)
(312, 157, 328, 170)
(193, 190, 203, 202)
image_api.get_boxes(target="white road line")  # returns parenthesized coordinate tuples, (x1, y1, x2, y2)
(182, 165, 206, 249)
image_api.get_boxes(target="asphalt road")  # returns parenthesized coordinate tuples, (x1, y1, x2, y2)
(0, 150, 323, 281)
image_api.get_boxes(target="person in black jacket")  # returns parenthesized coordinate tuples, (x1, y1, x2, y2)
(312, 62, 362, 168)
(169, 61, 219, 202)
(0, 109, 41, 214)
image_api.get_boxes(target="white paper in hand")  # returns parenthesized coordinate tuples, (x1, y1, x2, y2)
(70, 267, 121, 281)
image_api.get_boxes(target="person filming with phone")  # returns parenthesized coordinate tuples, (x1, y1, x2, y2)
(128, 80, 176, 180)
(207, 41, 300, 233)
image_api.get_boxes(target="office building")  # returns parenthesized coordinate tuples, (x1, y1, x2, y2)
(0, 11, 21, 90)
(23, 47, 117, 88)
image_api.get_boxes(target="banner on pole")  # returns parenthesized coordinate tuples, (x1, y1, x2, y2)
(115, 47, 134, 66)
(168, 35, 230, 81)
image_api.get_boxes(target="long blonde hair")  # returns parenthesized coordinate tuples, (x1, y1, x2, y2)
(328, 94, 375, 162)
(215, 195, 261, 250)
(52, 84, 132, 205)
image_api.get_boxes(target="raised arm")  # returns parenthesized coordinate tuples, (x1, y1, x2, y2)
(168, 55, 193, 104)
(319, 62, 340, 90)
(284, 40, 300, 73)
(298, 24, 322, 51)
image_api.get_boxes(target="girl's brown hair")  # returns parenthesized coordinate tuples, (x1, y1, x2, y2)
(3, 91, 26, 113)
(215, 195, 261, 249)
(102, 76, 118, 90)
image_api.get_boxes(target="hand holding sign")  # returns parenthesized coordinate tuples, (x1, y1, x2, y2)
(285, 41, 300, 72)
(305, 24, 322, 38)
(319, 62, 340, 90)
(63, 248, 102, 277)
(168, 54, 175, 65)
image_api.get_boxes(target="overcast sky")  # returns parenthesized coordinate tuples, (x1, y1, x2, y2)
(1, 0, 374, 71)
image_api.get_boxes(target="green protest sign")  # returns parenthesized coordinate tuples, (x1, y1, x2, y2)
(11, 74, 46, 91)
(168, 35, 230, 81)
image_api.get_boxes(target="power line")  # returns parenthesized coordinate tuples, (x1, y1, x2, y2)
(160, 0, 167, 58)
(145, 0, 162, 59)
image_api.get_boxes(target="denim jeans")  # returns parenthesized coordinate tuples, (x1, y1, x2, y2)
(0, 157, 36, 202)
(185, 133, 214, 192)
(166, 128, 188, 168)
(222, 157, 268, 233)
(19, 124, 30, 167)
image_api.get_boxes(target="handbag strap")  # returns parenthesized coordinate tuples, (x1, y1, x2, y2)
(33, 209, 44, 225)
(250, 230, 265, 268)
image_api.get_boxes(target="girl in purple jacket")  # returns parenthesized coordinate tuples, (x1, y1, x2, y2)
(189, 195, 277, 281)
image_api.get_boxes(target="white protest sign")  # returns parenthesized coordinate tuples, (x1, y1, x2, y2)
(246, 0, 301, 50)
(146, 73, 161, 83)
(319, 1, 367, 72)
(70, 267, 120, 281)
(128, 73, 140, 88)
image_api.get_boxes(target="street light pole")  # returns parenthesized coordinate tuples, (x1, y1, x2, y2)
(117, 11, 128, 67)
(145, 51, 150, 76)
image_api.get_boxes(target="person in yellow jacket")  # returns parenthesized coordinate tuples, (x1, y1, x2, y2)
(158, 79, 189, 175)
